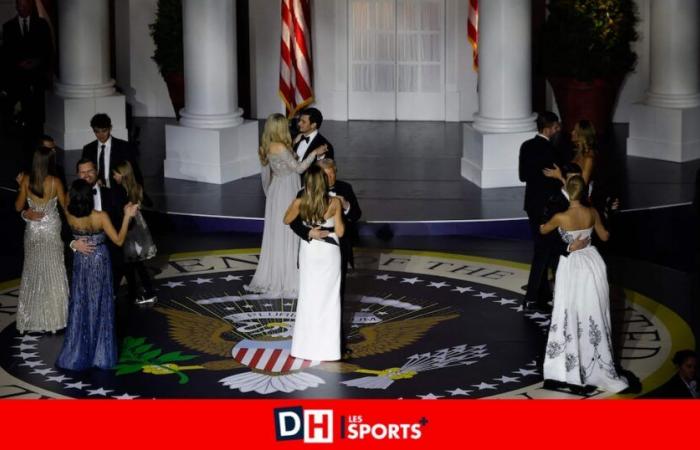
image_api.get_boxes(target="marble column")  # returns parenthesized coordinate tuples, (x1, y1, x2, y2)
(45, 0, 127, 149)
(462, 0, 536, 188)
(627, 0, 700, 162)
(164, 0, 259, 184)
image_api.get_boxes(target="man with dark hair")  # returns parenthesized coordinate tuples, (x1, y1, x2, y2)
(289, 159, 361, 357)
(293, 107, 335, 180)
(1, 0, 52, 132)
(82, 113, 140, 188)
(518, 111, 563, 311)
(74, 158, 128, 289)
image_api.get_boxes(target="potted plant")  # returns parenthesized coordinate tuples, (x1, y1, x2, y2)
(541, 0, 639, 135)
(150, 0, 184, 118)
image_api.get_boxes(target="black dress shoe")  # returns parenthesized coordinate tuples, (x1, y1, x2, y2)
(524, 301, 550, 312)
(542, 379, 569, 391)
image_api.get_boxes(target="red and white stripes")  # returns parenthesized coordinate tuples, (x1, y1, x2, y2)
(467, 0, 479, 71)
(279, 0, 314, 117)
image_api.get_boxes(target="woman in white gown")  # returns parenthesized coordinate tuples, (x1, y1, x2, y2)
(245, 113, 327, 297)
(284, 165, 345, 361)
(539, 175, 628, 393)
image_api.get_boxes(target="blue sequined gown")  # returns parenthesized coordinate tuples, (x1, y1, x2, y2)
(56, 231, 117, 371)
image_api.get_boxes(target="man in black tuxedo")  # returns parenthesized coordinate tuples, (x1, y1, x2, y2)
(82, 113, 141, 188)
(293, 108, 334, 180)
(518, 111, 563, 310)
(1, 0, 52, 132)
(73, 158, 128, 291)
(289, 159, 361, 356)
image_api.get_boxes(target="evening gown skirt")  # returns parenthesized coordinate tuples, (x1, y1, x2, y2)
(543, 227, 628, 392)
(17, 196, 69, 333)
(291, 218, 342, 361)
(56, 231, 117, 371)
(245, 149, 316, 297)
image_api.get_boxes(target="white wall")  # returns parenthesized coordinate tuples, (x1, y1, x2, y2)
(0, 0, 657, 124)
(249, 0, 480, 122)
(114, 0, 176, 118)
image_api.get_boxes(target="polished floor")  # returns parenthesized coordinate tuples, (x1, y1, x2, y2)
(1, 119, 698, 223)
(1, 119, 698, 400)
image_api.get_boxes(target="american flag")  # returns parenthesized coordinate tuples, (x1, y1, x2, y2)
(279, 0, 314, 118)
(467, 0, 479, 71)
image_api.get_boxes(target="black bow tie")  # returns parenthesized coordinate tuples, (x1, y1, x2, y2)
(300, 135, 310, 143)
(92, 188, 97, 195)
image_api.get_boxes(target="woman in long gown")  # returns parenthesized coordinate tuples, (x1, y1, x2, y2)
(284, 165, 345, 361)
(539, 175, 628, 393)
(14, 147, 70, 334)
(544, 120, 596, 192)
(244, 113, 327, 297)
(56, 179, 137, 371)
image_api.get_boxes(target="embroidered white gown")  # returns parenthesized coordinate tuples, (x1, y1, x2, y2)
(543, 227, 628, 392)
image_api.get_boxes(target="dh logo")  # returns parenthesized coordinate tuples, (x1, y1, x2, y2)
(274, 407, 334, 443)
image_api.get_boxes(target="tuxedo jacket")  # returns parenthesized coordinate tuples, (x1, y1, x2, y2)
(293, 133, 335, 181)
(1, 15, 51, 82)
(654, 374, 698, 399)
(289, 180, 361, 268)
(82, 137, 142, 186)
(542, 190, 573, 257)
(519, 135, 561, 221)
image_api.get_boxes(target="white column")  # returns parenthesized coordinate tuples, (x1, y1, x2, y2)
(45, 0, 127, 149)
(627, 0, 700, 162)
(164, 0, 259, 184)
(461, 0, 535, 188)
(179, 0, 243, 128)
(472, 0, 536, 133)
(646, 0, 700, 108)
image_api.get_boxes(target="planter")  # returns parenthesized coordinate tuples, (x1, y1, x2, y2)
(549, 76, 623, 137)
(163, 72, 185, 119)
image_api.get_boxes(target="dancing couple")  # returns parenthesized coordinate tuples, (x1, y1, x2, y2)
(247, 109, 360, 362)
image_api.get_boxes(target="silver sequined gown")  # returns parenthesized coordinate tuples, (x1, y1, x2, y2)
(17, 196, 69, 333)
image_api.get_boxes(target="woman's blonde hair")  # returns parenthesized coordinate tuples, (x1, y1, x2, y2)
(573, 120, 596, 157)
(113, 160, 143, 204)
(300, 165, 329, 224)
(565, 174, 586, 201)
(258, 113, 292, 166)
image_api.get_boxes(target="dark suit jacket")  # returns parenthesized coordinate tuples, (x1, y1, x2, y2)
(694, 168, 700, 217)
(82, 137, 142, 186)
(653, 374, 699, 399)
(1, 15, 51, 85)
(519, 135, 561, 221)
(293, 133, 335, 181)
(543, 190, 572, 257)
(289, 180, 361, 268)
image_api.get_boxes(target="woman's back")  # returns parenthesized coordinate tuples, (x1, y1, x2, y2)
(68, 210, 101, 231)
(558, 205, 595, 231)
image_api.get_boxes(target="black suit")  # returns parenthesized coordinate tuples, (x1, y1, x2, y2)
(519, 135, 561, 307)
(654, 374, 699, 399)
(289, 180, 361, 353)
(1, 15, 52, 129)
(82, 137, 141, 187)
(293, 132, 335, 181)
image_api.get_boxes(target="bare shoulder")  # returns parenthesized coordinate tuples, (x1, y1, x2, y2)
(268, 142, 288, 154)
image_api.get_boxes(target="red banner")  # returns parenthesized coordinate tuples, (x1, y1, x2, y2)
(1, 399, 697, 448)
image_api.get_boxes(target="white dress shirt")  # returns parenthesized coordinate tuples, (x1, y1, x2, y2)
(93, 185, 103, 211)
(97, 137, 112, 188)
(19, 16, 30, 35)
(296, 130, 318, 160)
